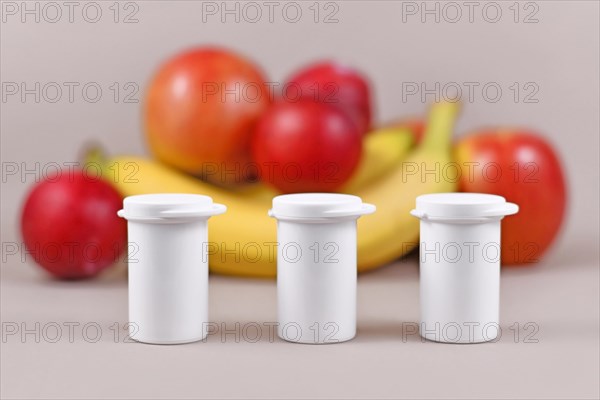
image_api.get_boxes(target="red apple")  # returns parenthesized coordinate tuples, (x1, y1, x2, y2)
(455, 129, 567, 265)
(252, 101, 362, 193)
(285, 61, 372, 135)
(21, 170, 127, 279)
(145, 47, 271, 187)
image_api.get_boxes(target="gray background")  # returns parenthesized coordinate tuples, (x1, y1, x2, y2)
(1, 1, 599, 399)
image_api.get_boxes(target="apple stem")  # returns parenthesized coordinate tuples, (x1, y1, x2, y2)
(421, 101, 460, 153)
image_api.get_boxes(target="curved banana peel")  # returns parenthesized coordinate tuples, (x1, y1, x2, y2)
(341, 127, 414, 192)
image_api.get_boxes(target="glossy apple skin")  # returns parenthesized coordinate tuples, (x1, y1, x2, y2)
(455, 130, 567, 265)
(285, 61, 372, 135)
(21, 171, 127, 279)
(145, 47, 271, 186)
(252, 101, 362, 193)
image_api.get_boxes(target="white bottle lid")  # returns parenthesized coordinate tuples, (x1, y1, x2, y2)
(117, 193, 227, 221)
(268, 193, 376, 220)
(411, 193, 518, 222)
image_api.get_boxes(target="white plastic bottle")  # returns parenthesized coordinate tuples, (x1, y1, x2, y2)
(117, 193, 226, 344)
(411, 193, 518, 343)
(269, 193, 375, 344)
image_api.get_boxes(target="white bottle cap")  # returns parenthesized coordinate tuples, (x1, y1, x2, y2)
(268, 193, 376, 220)
(117, 193, 226, 221)
(411, 193, 518, 221)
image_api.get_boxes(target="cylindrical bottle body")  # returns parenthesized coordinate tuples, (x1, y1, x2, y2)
(128, 219, 209, 344)
(277, 219, 357, 344)
(419, 219, 501, 343)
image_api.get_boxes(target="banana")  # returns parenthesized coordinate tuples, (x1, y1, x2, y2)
(352, 101, 460, 271)
(341, 127, 414, 192)
(97, 101, 459, 278)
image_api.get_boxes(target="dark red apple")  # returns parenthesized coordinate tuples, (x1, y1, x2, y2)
(455, 129, 567, 265)
(285, 61, 372, 135)
(252, 101, 362, 193)
(21, 170, 127, 279)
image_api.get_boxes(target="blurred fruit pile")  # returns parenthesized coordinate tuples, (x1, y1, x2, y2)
(21, 47, 567, 279)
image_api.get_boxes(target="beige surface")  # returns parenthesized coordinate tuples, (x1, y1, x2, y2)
(1, 247, 599, 399)
(1, 1, 599, 399)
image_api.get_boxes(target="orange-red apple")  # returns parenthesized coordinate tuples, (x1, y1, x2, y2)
(145, 47, 271, 186)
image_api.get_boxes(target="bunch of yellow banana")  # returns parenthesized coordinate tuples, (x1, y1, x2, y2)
(95, 102, 459, 277)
